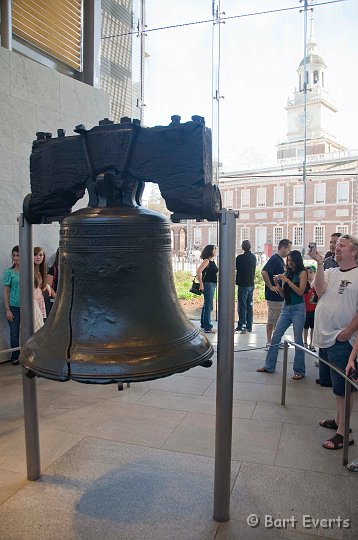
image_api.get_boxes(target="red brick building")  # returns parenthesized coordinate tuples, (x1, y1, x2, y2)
(172, 15, 358, 258)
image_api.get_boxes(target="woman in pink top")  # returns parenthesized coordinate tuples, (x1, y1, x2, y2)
(33, 247, 50, 332)
(303, 265, 317, 351)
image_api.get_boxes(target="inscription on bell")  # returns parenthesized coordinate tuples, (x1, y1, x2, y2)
(60, 226, 170, 237)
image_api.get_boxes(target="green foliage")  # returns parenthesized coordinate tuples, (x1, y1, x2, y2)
(174, 267, 266, 303)
(254, 266, 265, 302)
(174, 270, 197, 300)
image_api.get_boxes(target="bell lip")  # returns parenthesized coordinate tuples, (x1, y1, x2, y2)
(19, 345, 214, 384)
(69, 345, 214, 383)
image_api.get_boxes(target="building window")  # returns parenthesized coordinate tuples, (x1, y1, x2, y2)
(193, 227, 202, 247)
(337, 225, 348, 236)
(314, 226, 325, 247)
(273, 226, 283, 246)
(314, 183, 326, 204)
(255, 227, 267, 252)
(257, 188, 266, 207)
(241, 227, 250, 242)
(241, 189, 250, 208)
(294, 185, 304, 205)
(224, 191, 234, 208)
(293, 226, 303, 246)
(12, 0, 82, 71)
(274, 186, 284, 206)
(337, 182, 349, 203)
(208, 225, 218, 245)
(313, 70, 319, 84)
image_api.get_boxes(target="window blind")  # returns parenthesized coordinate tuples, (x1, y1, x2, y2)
(12, 0, 82, 70)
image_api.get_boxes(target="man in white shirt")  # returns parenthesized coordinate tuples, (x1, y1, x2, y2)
(310, 235, 358, 450)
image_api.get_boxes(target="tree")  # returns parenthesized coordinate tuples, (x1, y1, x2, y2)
(146, 185, 171, 217)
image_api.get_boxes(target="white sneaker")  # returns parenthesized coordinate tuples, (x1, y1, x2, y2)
(347, 460, 358, 472)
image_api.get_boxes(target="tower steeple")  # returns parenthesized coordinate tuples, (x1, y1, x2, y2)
(277, 11, 347, 161)
(307, 11, 317, 55)
(297, 12, 326, 93)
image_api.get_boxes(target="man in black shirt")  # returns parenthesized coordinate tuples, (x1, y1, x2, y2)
(235, 240, 257, 333)
(261, 238, 292, 348)
(323, 232, 341, 270)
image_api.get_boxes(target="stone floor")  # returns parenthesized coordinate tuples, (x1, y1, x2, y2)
(0, 322, 357, 539)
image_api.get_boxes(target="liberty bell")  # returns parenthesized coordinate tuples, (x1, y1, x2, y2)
(20, 116, 221, 383)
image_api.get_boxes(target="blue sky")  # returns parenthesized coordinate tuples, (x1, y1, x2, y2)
(143, 0, 358, 170)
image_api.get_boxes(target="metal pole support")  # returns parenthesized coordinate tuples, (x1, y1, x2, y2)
(213, 209, 237, 522)
(0, 0, 12, 50)
(19, 213, 41, 480)
(342, 379, 352, 466)
(281, 341, 289, 405)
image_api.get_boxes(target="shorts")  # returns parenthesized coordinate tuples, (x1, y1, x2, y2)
(267, 300, 283, 325)
(319, 341, 355, 396)
(304, 310, 315, 329)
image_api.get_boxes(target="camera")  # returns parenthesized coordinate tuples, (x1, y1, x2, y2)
(308, 242, 316, 249)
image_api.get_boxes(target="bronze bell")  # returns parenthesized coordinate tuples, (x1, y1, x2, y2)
(20, 206, 214, 383)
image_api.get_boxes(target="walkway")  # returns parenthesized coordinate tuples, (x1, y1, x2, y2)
(0, 323, 357, 539)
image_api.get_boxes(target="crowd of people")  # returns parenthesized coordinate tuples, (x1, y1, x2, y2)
(195, 232, 358, 471)
(2, 245, 57, 365)
(3, 234, 358, 471)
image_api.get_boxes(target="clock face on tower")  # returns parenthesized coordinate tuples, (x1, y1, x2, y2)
(296, 112, 312, 128)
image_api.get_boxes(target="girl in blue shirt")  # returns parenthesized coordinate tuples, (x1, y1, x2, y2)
(3, 246, 20, 365)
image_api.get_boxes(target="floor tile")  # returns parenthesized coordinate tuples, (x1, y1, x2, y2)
(230, 462, 358, 539)
(162, 412, 282, 464)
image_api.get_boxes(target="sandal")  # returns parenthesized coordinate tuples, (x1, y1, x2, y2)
(292, 374, 304, 380)
(322, 433, 354, 450)
(319, 419, 352, 433)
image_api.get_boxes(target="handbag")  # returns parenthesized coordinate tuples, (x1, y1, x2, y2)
(190, 279, 202, 295)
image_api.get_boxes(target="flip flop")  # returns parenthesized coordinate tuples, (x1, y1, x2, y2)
(292, 374, 304, 380)
(322, 433, 354, 450)
(256, 367, 274, 373)
(319, 419, 352, 433)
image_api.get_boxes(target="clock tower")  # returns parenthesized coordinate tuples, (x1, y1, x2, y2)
(277, 13, 347, 160)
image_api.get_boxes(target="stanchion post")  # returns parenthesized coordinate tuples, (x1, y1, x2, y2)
(281, 341, 289, 405)
(19, 213, 41, 480)
(213, 209, 237, 522)
(342, 379, 352, 466)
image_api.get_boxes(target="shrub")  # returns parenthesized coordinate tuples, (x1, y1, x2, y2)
(254, 266, 265, 302)
(174, 270, 197, 300)
(174, 267, 266, 303)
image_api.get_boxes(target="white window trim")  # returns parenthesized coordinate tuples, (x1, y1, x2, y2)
(241, 189, 250, 208)
(294, 185, 304, 205)
(336, 182, 349, 204)
(314, 183, 326, 205)
(274, 186, 284, 206)
(314, 226, 325, 247)
(293, 225, 303, 246)
(257, 188, 266, 207)
(273, 226, 283, 246)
